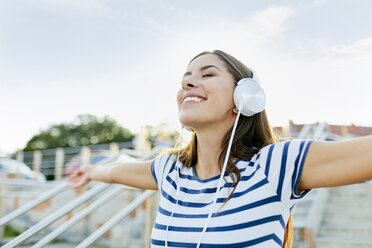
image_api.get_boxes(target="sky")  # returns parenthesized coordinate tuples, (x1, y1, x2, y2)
(0, 0, 371, 154)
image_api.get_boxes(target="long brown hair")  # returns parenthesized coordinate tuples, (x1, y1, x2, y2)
(171, 50, 293, 248)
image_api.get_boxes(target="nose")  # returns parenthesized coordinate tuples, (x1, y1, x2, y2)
(181, 77, 200, 90)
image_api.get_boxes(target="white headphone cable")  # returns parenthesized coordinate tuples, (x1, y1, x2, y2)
(165, 126, 184, 248)
(196, 108, 242, 248)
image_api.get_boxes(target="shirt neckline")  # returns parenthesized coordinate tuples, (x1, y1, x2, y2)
(190, 159, 242, 183)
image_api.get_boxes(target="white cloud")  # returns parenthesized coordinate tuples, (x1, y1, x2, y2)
(296, 36, 372, 59)
(310, 0, 329, 6)
(243, 5, 296, 38)
(38, 0, 117, 17)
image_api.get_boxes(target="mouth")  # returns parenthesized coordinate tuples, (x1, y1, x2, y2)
(183, 96, 206, 103)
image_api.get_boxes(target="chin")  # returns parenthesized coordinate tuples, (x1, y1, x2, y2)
(179, 118, 195, 129)
(178, 115, 198, 130)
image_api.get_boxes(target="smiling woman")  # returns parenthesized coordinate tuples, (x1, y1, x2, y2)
(68, 50, 372, 248)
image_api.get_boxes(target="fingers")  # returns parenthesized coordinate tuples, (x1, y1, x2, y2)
(67, 165, 93, 189)
(67, 170, 88, 189)
(67, 177, 87, 189)
(68, 172, 81, 182)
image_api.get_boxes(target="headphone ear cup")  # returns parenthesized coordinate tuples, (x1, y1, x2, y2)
(233, 78, 266, 117)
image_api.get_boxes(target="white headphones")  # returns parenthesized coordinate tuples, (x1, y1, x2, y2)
(233, 68, 266, 117)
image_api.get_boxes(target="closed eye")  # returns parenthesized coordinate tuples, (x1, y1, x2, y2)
(202, 74, 213, 78)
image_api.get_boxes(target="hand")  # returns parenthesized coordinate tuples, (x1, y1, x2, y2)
(67, 164, 93, 189)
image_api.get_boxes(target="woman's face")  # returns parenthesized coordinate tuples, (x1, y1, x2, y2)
(177, 54, 236, 130)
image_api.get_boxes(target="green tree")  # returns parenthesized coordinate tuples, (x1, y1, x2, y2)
(24, 114, 134, 151)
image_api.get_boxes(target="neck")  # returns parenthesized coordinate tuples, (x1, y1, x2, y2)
(194, 120, 235, 180)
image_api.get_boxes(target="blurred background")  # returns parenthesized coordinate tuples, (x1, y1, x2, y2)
(0, 0, 371, 247)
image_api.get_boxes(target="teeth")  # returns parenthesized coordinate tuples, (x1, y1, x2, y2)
(184, 97, 203, 103)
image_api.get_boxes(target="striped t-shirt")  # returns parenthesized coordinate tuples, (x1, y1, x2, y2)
(150, 139, 313, 248)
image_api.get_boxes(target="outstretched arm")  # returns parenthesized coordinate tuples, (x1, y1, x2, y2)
(67, 160, 158, 190)
(299, 135, 372, 192)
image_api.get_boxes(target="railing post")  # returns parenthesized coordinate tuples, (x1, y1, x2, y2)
(54, 148, 65, 181)
(80, 147, 91, 235)
(309, 189, 329, 237)
(145, 194, 154, 248)
(33, 150, 42, 173)
(0, 183, 8, 239)
(81, 147, 91, 167)
(303, 228, 314, 248)
(75, 190, 155, 248)
(110, 143, 119, 155)
(16, 151, 23, 163)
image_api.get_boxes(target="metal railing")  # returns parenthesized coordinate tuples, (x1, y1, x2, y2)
(2, 183, 110, 248)
(75, 190, 156, 248)
(292, 123, 344, 248)
(15, 142, 135, 180)
(0, 146, 165, 247)
(0, 182, 66, 227)
(32, 185, 124, 248)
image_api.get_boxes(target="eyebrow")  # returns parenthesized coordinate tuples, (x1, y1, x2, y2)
(183, 65, 221, 77)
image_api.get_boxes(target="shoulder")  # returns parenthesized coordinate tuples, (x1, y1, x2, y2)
(256, 139, 313, 172)
(153, 152, 176, 167)
(259, 139, 313, 154)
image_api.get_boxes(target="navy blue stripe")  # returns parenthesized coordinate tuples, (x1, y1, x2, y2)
(291, 140, 305, 198)
(161, 189, 212, 208)
(165, 175, 235, 194)
(291, 140, 313, 199)
(160, 155, 172, 190)
(234, 159, 242, 164)
(277, 141, 290, 198)
(246, 157, 259, 167)
(151, 238, 195, 247)
(217, 178, 269, 201)
(158, 193, 280, 218)
(151, 233, 282, 247)
(168, 160, 177, 174)
(239, 152, 260, 165)
(151, 160, 158, 186)
(239, 163, 261, 182)
(178, 157, 260, 183)
(151, 154, 172, 187)
(158, 205, 209, 218)
(162, 176, 269, 208)
(154, 215, 284, 232)
(179, 172, 202, 181)
(295, 140, 305, 169)
(155, 222, 201, 232)
(214, 195, 280, 217)
(264, 145, 274, 177)
(166, 175, 179, 191)
(191, 168, 228, 183)
(165, 163, 261, 195)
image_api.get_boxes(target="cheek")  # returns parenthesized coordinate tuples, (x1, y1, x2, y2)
(210, 86, 235, 109)
(176, 89, 183, 108)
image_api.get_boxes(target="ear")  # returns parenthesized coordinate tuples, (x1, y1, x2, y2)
(232, 107, 239, 114)
(184, 125, 194, 132)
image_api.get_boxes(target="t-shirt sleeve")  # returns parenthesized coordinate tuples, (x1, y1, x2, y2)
(259, 139, 313, 202)
(151, 154, 173, 189)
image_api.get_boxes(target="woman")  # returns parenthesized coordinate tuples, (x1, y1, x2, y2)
(68, 50, 372, 248)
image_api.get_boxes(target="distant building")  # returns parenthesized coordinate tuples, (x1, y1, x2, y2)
(274, 120, 372, 139)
